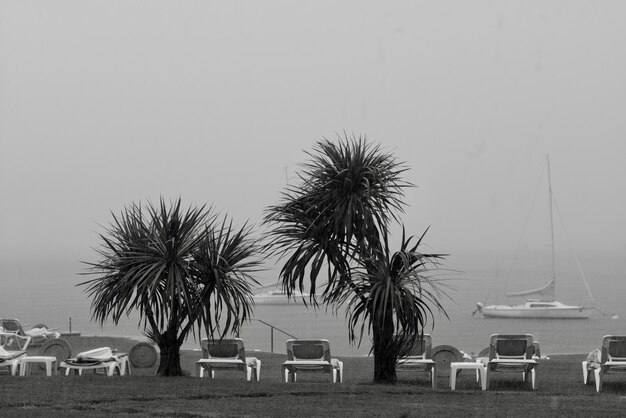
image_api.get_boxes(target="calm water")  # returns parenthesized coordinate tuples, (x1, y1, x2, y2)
(1, 252, 624, 357)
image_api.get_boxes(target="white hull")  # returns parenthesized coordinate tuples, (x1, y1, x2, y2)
(477, 301, 592, 319)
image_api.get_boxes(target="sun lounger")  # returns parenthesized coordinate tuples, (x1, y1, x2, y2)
(282, 339, 343, 383)
(60, 347, 129, 376)
(25, 326, 60, 346)
(195, 338, 261, 381)
(583, 335, 626, 392)
(485, 334, 537, 390)
(0, 319, 53, 347)
(396, 334, 438, 389)
(0, 345, 27, 376)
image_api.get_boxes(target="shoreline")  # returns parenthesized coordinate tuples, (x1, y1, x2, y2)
(31, 334, 591, 359)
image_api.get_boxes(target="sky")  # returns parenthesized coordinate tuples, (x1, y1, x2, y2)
(1, 1, 625, 284)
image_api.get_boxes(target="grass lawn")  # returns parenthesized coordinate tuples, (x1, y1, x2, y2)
(2, 336, 626, 417)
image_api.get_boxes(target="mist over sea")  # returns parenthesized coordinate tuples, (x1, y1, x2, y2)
(2, 251, 624, 357)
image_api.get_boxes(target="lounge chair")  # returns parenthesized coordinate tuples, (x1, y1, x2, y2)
(25, 326, 60, 345)
(582, 335, 626, 392)
(282, 339, 343, 383)
(485, 334, 537, 390)
(396, 334, 438, 389)
(0, 319, 54, 347)
(0, 331, 31, 376)
(60, 347, 129, 376)
(195, 338, 260, 381)
(0, 345, 28, 376)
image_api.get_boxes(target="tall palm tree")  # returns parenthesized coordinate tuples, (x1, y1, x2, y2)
(264, 135, 449, 383)
(80, 198, 263, 376)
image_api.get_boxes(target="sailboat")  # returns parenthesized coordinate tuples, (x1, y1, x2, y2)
(253, 289, 310, 305)
(475, 156, 594, 319)
(253, 283, 311, 306)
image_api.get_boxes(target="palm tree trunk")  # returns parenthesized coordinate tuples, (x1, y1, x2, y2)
(372, 307, 397, 383)
(156, 329, 184, 376)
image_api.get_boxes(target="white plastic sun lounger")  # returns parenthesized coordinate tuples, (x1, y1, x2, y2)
(282, 339, 343, 383)
(0, 346, 27, 376)
(583, 335, 626, 392)
(195, 338, 261, 381)
(396, 334, 438, 389)
(485, 334, 537, 390)
(60, 347, 129, 376)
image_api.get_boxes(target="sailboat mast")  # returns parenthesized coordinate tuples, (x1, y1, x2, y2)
(546, 155, 556, 286)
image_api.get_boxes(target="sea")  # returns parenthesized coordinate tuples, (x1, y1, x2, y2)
(1, 251, 624, 357)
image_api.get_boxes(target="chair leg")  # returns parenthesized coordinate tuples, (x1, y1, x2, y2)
(12, 362, 20, 376)
(255, 361, 261, 381)
(283, 366, 296, 382)
(118, 359, 128, 376)
(582, 361, 589, 384)
(594, 368, 602, 392)
(107, 364, 120, 376)
(450, 365, 457, 390)
(479, 366, 487, 390)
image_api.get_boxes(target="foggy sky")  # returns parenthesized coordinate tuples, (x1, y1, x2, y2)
(2, 1, 625, 275)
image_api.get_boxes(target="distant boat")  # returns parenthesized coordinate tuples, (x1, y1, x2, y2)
(476, 300, 592, 319)
(253, 290, 311, 305)
(475, 156, 594, 319)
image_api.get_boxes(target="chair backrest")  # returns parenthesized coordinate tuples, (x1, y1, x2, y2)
(402, 334, 432, 360)
(0, 319, 26, 336)
(489, 334, 534, 360)
(286, 339, 331, 362)
(201, 338, 246, 360)
(601, 336, 626, 363)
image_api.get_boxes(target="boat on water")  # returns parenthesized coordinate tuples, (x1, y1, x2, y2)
(253, 290, 311, 305)
(476, 300, 593, 319)
(475, 156, 594, 320)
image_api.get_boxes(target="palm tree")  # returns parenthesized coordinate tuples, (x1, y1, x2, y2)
(80, 198, 263, 376)
(264, 135, 449, 383)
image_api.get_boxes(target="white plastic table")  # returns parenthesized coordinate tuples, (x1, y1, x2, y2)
(449, 361, 487, 390)
(19, 356, 58, 376)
